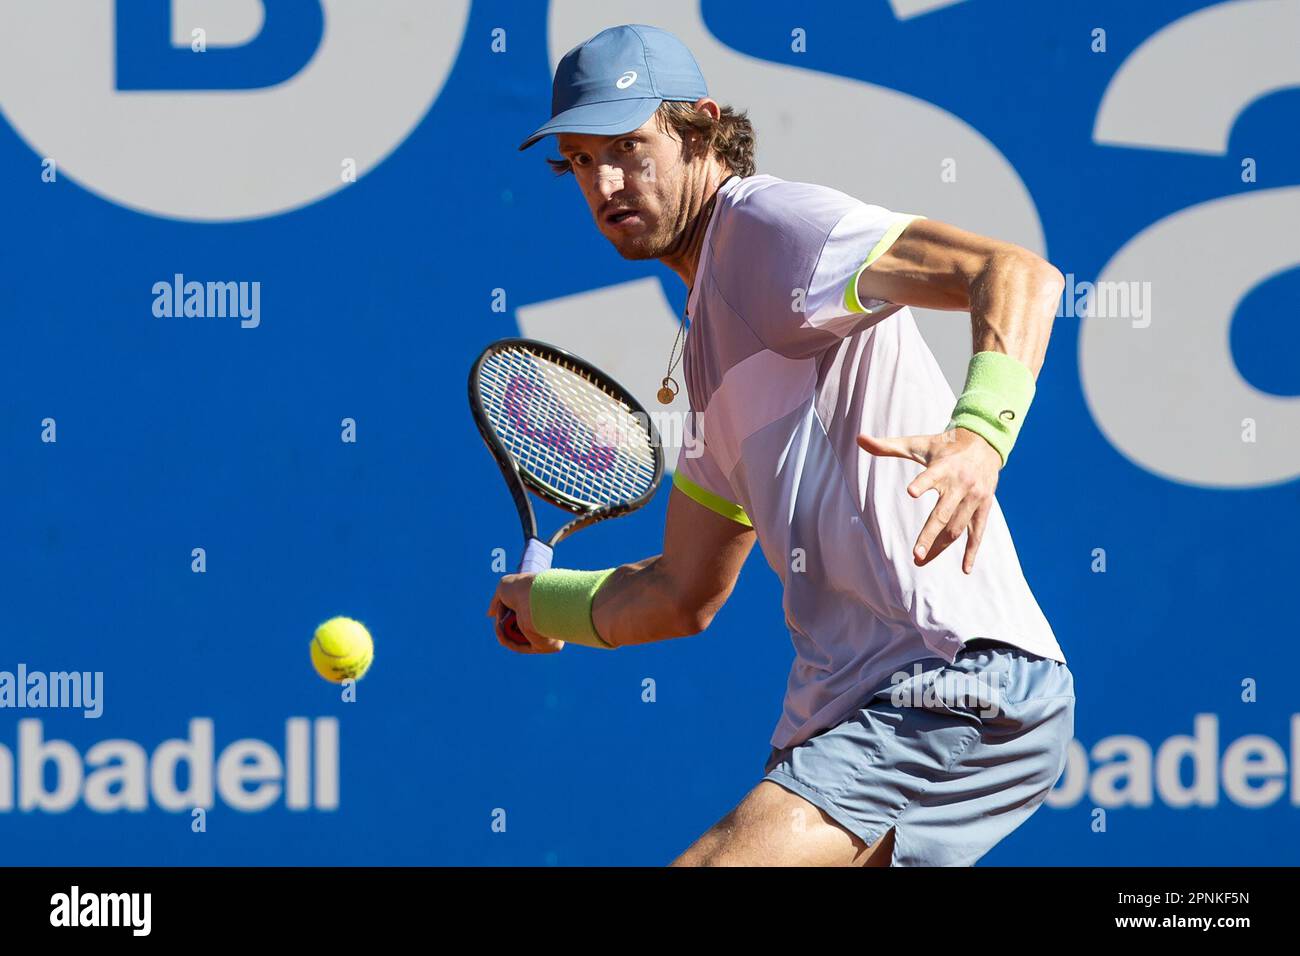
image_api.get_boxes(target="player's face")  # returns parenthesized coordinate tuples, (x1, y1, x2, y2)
(558, 117, 694, 261)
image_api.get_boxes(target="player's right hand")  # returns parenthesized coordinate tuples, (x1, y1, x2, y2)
(487, 574, 565, 654)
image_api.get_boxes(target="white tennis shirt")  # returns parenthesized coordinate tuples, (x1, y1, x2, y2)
(675, 173, 1066, 749)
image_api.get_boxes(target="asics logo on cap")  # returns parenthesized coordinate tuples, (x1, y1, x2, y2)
(519, 26, 708, 152)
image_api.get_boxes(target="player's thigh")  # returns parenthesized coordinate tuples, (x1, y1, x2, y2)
(670, 781, 895, 867)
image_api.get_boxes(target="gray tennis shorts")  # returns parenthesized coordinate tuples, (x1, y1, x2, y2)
(762, 638, 1075, 866)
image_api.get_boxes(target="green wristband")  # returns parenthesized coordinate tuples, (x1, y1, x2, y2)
(945, 351, 1036, 467)
(530, 568, 619, 649)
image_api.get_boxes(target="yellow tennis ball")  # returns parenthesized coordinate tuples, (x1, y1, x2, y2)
(311, 616, 374, 683)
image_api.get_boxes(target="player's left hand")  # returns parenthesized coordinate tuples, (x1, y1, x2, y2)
(856, 427, 1001, 574)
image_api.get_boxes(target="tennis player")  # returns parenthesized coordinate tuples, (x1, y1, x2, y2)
(489, 23, 1075, 867)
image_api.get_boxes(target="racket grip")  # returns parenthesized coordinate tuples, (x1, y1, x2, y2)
(499, 539, 554, 645)
(518, 538, 554, 574)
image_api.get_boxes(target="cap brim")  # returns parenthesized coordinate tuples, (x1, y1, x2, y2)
(518, 97, 661, 151)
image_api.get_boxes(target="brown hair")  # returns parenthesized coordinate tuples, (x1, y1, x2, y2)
(546, 100, 757, 178)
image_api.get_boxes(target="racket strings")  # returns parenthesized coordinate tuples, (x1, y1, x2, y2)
(476, 346, 658, 508)
(503, 360, 655, 499)
(486, 363, 653, 504)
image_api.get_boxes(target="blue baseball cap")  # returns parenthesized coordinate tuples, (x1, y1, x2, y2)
(518, 24, 708, 152)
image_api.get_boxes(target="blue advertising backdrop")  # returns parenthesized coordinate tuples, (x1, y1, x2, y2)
(1, 0, 1297, 865)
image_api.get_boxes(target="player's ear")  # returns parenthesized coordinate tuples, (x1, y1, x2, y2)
(693, 97, 721, 121)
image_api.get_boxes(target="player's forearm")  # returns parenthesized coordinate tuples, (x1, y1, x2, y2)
(967, 249, 1064, 377)
(591, 555, 711, 647)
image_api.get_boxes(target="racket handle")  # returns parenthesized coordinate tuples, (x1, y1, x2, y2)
(517, 538, 554, 574)
(499, 539, 554, 646)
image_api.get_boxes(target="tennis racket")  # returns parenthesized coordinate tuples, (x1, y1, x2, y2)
(468, 337, 665, 645)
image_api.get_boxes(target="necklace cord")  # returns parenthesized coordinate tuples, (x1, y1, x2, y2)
(658, 173, 738, 406)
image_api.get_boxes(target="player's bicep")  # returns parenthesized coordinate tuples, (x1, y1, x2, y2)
(660, 483, 754, 623)
(854, 218, 1015, 312)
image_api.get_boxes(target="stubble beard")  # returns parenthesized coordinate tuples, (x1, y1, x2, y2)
(606, 207, 673, 261)
(612, 228, 668, 260)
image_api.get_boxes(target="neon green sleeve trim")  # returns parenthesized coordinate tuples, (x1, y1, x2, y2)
(672, 471, 752, 528)
(945, 351, 1037, 467)
(530, 568, 618, 648)
(843, 214, 925, 314)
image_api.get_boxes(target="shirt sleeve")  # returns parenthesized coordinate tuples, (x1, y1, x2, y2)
(712, 180, 922, 359)
(671, 411, 752, 528)
(804, 205, 924, 339)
